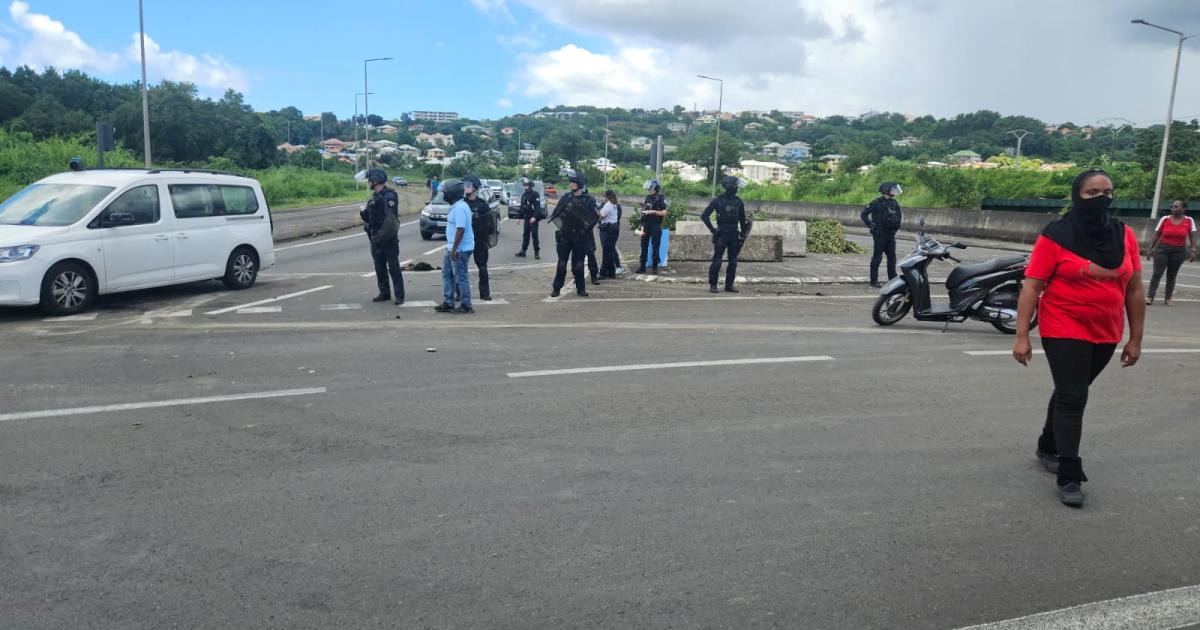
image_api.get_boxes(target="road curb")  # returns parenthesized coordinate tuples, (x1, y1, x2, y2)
(626, 273, 872, 285)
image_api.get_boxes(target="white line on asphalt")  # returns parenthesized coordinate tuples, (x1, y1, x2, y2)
(476, 299, 509, 305)
(423, 246, 444, 255)
(964, 348, 1200, 356)
(42, 313, 98, 322)
(361, 259, 413, 277)
(400, 300, 438, 307)
(577, 295, 891, 303)
(0, 387, 328, 423)
(204, 285, 332, 316)
(320, 303, 362, 311)
(508, 355, 834, 379)
(237, 306, 282, 314)
(954, 583, 1200, 630)
(274, 220, 418, 252)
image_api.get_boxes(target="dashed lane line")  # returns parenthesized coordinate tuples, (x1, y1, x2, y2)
(0, 387, 328, 423)
(41, 313, 98, 322)
(203, 285, 332, 316)
(320, 303, 362, 311)
(236, 306, 283, 314)
(508, 355, 835, 379)
(273, 220, 418, 252)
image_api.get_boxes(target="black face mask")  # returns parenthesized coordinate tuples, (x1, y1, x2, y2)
(1074, 194, 1112, 220)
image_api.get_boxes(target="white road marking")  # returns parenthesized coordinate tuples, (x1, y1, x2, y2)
(320, 303, 362, 311)
(0, 387, 328, 423)
(423, 246, 444, 255)
(508, 355, 834, 379)
(43, 313, 98, 322)
(361, 259, 414, 277)
(965, 348, 1200, 356)
(476, 299, 509, 305)
(953, 583, 1200, 630)
(237, 306, 282, 314)
(274, 220, 418, 252)
(400, 300, 438, 308)
(204, 285, 332, 315)
(541, 296, 561, 303)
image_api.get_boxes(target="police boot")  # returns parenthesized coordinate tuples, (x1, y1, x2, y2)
(577, 289, 589, 297)
(550, 288, 561, 298)
(515, 250, 526, 257)
(635, 266, 646, 273)
(725, 285, 739, 293)
(372, 294, 390, 303)
(709, 285, 719, 293)
(534, 250, 541, 260)
(434, 302, 455, 313)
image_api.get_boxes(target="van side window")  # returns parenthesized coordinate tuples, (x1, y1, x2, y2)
(218, 186, 259, 216)
(169, 184, 217, 219)
(101, 185, 160, 225)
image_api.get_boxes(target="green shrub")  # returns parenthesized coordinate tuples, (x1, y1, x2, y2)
(807, 219, 865, 254)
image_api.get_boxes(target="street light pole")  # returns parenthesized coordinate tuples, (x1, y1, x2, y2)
(1007, 129, 1029, 168)
(1132, 19, 1195, 217)
(137, 0, 151, 167)
(698, 75, 724, 196)
(602, 114, 610, 189)
(362, 56, 393, 172)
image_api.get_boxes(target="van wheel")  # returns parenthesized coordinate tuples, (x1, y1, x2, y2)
(223, 247, 258, 290)
(421, 231, 433, 241)
(40, 261, 95, 316)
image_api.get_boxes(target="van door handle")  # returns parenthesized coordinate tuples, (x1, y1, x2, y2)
(176, 233, 189, 240)
(154, 235, 169, 242)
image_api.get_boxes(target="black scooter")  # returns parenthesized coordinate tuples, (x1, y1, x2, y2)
(871, 221, 1035, 334)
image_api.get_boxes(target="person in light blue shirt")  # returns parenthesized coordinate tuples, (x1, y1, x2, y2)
(435, 180, 475, 313)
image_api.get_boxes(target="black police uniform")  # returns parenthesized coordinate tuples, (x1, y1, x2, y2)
(362, 186, 404, 301)
(861, 195, 903, 285)
(517, 188, 542, 257)
(550, 190, 598, 295)
(702, 190, 750, 290)
(468, 196, 496, 300)
(638, 192, 667, 272)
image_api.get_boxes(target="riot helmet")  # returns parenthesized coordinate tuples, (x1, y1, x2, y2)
(441, 180, 466, 205)
(643, 178, 661, 193)
(721, 175, 742, 193)
(463, 174, 483, 197)
(366, 168, 388, 186)
(879, 182, 902, 197)
(520, 177, 533, 188)
(565, 168, 586, 190)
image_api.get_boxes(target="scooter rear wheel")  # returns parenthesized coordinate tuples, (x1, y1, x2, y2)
(872, 289, 912, 326)
(992, 309, 1036, 335)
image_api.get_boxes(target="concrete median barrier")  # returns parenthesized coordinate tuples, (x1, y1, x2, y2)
(670, 233, 783, 262)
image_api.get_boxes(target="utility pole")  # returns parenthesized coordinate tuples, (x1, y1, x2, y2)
(362, 57, 393, 172)
(1132, 19, 1195, 217)
(698, 75, 724, 196)
(1096, 118, 1136, 159)
(602, 114, 610, 189)
(137, 0, 151, 167)
(319, 115, 324, 171)
(1007, 129, 1029, 168)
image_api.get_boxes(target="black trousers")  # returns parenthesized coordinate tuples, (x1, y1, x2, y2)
(473, 246, 490, 298)
(709, 231, 744, 287)
(870, 230, 897, 284)
(371, 240, 404, 299)
(521, 219, 540, 253)
(1148, 244, 1187, 300)
(552, 233, 587, 292)
(640, 225, 663, 269)
(599, 223, 621, 276)
(1037, 337, 1117, 484)
(584, 230, 599, 279)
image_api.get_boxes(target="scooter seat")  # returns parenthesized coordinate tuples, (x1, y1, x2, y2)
(946, 255, 1026, 289)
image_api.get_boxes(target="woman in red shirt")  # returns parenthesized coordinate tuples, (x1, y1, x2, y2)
(1013, 169, 1145, 507)
(1145, 200, 1198, 306)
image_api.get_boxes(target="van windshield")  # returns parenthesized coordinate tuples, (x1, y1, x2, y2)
(0, 184, 114, 226)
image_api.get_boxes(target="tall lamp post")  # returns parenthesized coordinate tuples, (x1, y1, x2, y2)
(354, 91, 373, 186)
(1132, 19, 1195, 217)
(137, 0, 151, 167)
(602, 114, 610, 189)
(697, 74, 724, 196)
(1007, 129, 1029, 168)
(362, 56, 393, 172)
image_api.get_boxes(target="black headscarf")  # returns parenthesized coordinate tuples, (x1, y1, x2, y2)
(1041, 168, 1126, 269)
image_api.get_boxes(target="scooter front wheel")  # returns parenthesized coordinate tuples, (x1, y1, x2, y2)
(872, 288, 912, 326)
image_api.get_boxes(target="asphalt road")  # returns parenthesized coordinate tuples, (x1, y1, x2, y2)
(2, 207, 1199, 629)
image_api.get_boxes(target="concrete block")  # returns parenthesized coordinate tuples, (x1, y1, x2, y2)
(675, 220, 807, 256)
(670, 234, 783, 262)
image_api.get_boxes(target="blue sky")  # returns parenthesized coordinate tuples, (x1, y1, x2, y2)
(3, 1, 1200, 126)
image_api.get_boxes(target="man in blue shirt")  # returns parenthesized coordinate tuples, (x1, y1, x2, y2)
(435, 180, 475, 314)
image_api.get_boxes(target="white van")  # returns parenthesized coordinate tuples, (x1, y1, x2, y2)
(0, 168, 276, 316)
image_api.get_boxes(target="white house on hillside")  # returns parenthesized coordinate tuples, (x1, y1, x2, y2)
(740, 160, 792, 184)
(518, 148, 541, 163)
(663, 160, 707, 182)
(630, 137, 652, 150)
(416, 132, 455, 147)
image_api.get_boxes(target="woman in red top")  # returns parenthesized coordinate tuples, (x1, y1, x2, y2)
(1145, 200, 1198, 306)
(1013, 169, 1145, 507)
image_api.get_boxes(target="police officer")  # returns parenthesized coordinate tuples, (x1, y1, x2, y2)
(861, 182, 904, 288)
(636, 179, 668, 274)
(464, 174, 497, 301)
(549, 169, 598, 297)
(514, 177, 542, 259)
(359, 168, 404, 304)
(702, 175, 751, 293)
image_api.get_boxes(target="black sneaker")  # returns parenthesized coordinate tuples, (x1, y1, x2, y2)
(1058, 482, 1084, 507)
(434, 302, 455, 313)
(1035, 450, 1059, 474)
(515, 251, 526, 257)
(650, 267, 659, 275)
(534, 252, 541, 260)
(372, 294, 390, 303)
(480, 295, 493, 301)
(454, 305, 475, 314)
(591, 276, 600, 285)
(709, 285, 719, 293)
(725, 286, 739, 293)
(394, 297, 405, 305)
(869, 282, 882, 289)
(635, 266, 646, 274)
(577, 290, 589, 297)
(550, 289, 561, 298)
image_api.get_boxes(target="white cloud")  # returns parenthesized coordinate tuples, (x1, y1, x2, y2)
(521, 44, 675, 107)
(497, 97, 513, 108)
(8, 1, 120, 73)
(127, 33, 249, 92)
(470, 0, 513, 21)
